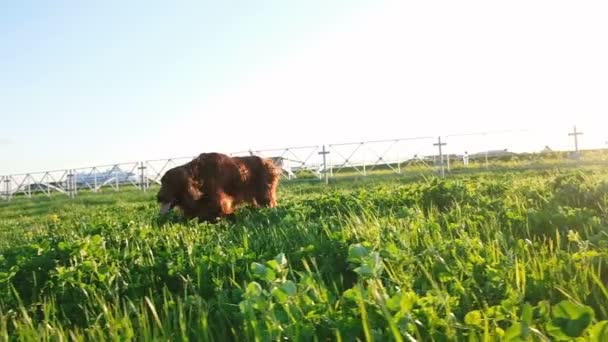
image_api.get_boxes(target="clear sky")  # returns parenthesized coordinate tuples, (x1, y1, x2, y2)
(1, 0, 607, 174)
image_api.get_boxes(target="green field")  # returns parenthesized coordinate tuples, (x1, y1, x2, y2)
(1, 165, 608, 340)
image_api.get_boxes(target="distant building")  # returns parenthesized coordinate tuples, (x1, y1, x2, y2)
(73, 169, 138, 187)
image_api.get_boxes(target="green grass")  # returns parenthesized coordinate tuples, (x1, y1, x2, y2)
(1, 166, 608, 341)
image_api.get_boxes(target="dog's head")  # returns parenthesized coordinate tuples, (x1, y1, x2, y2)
(157, 166, 203, 215)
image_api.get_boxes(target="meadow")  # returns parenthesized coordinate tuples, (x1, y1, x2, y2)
(0, 162, 607, 341)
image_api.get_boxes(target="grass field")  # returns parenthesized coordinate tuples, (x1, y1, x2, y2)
(1, 165, 608, 340)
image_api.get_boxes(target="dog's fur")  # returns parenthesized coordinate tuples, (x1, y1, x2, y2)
(157, 152, 280, 222)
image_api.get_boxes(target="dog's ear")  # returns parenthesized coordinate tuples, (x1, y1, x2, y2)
(188, 153, 208, 181)
(187, 177, 203, 200)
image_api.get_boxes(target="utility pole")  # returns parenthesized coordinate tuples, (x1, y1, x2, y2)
(3, 178, 9, 201)
(318, 145, 330, 184)
(67, 171, 75, 198)
(434, 137, 447, 178)
(138, 162, 147, 191)
(568, 125, 583, 152)
(568, 125, 583, 158)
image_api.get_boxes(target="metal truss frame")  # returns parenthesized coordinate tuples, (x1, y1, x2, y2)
(328, 137, 435, 175)
(3, 129, 574, 201)
(144, 157, 195, 185)
(72, 162, 141, 193)
(1, 170, 70, 199)
(231, 146, 322, 180)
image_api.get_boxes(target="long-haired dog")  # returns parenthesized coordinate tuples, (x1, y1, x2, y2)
(157, 152, 280, 222)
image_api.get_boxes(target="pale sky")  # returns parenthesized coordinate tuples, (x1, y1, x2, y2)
(1, 0, 607, 175)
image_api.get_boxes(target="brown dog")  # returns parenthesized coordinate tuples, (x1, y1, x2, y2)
(157, 152, 280, 222)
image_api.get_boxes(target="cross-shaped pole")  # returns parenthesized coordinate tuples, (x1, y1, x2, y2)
(138, 162, 147, 191)
(318, 145, 330, 184)
(66, 172, 74, 198)
(3, 178, 10, 201)
(434, 137, 447, 178)
(568, 125, 583, 154)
